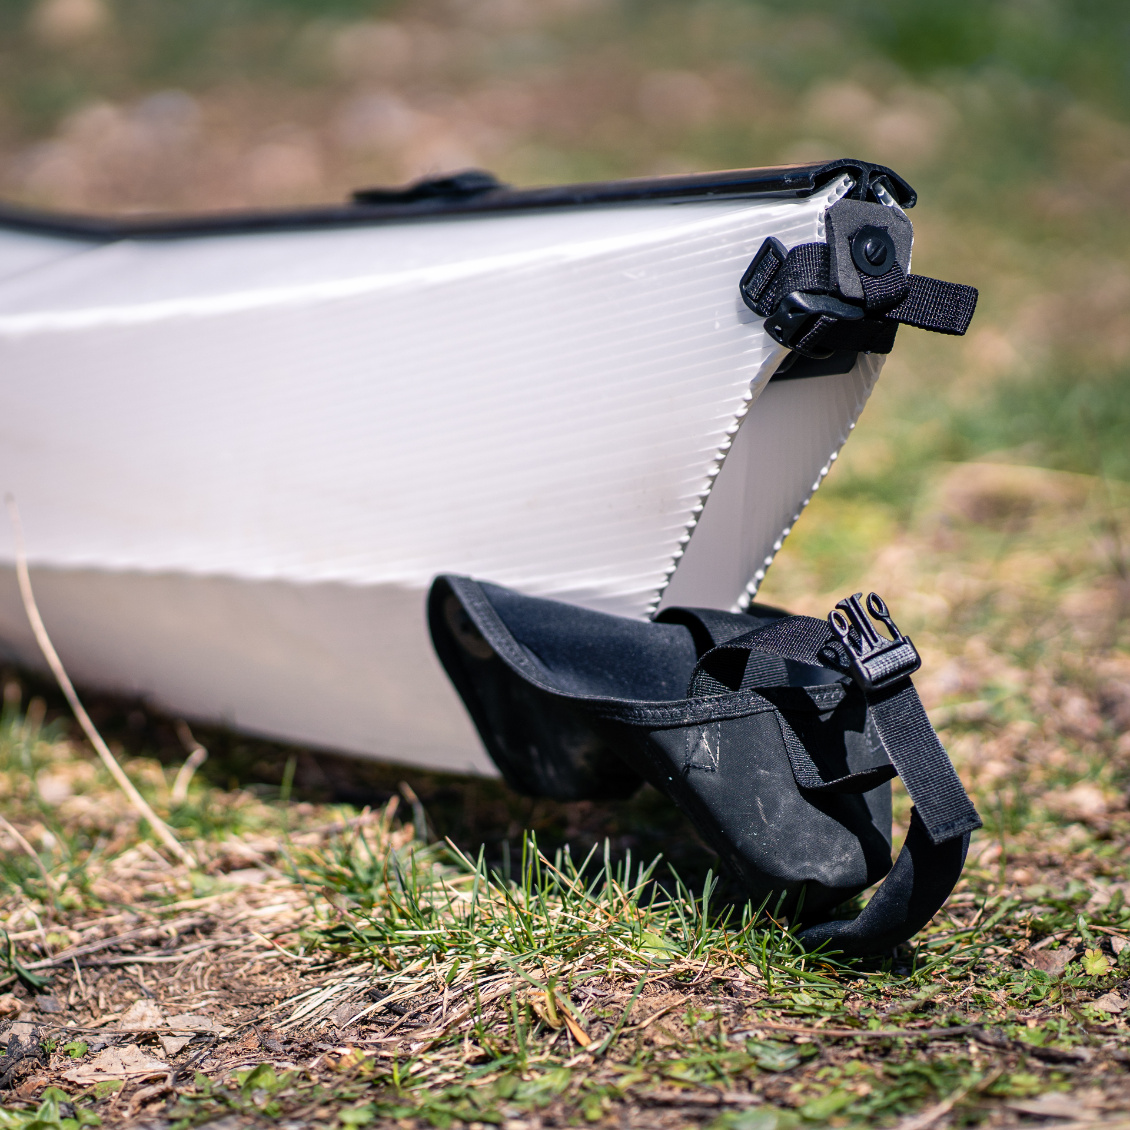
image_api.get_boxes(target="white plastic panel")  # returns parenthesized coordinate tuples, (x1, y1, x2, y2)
(0, 228, 92, 285)
(0, 182, 847, 617)
(659, 357, 882, 612)
(0, 175, 889, 767)
(0, 569, 489, 774)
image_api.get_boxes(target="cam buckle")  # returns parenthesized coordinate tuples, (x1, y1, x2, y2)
(828, 592, 920, 691)
(763, 291, 863, 358)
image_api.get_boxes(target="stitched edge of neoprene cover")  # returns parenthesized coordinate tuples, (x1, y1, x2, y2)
(428, 575, 896, 921)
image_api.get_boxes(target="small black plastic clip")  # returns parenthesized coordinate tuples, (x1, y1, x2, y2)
(353, 169, 505, 206)
(738, 236, 787, 310)
(763, 291, 863, 356)
(828, 592, 920, 691)
(738, 235, 867, 358)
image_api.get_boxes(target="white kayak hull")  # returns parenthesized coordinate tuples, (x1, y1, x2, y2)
(0, 162, 899, 772)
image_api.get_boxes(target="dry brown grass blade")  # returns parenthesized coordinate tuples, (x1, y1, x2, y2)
(412, 979, 518, 1051)
(6, 495, 197, 869)
(0, 811, 59, 893)
(560, 1004, 592, 1047)
(171, 720, 209, 805)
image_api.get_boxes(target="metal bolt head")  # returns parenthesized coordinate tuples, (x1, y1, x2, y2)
(850, 225, 897, 276)
(863, 236, 887, 266)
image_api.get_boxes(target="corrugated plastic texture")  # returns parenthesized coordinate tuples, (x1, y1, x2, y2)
(0, 180, 848, 619)
(0, 570, 493, 773)
(659, 357, 882, 613)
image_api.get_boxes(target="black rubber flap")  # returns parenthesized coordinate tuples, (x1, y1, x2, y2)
(428, 575, 977, 955)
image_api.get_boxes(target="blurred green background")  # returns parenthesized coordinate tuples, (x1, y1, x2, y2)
(0, 0, 1128, 597)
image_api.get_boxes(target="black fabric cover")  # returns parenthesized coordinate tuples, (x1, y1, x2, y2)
(429, 576, 977, 956)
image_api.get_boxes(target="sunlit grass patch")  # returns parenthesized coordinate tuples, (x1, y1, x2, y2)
(0, 681, 1127, 1126)
(0, 422, 1127, 1126)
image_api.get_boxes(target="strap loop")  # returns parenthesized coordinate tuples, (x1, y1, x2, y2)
(738, 222, 977, 358)
(689, 597, 982, 846)
(888, 274, 978, 335)
(776, 710, 897, 796)
(797, 808, 972, 957)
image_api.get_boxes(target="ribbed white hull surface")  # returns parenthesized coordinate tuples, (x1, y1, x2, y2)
(0, 174, 882, 770)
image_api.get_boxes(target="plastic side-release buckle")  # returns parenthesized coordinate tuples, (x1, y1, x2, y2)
(828, 592, 921, 691)
(763, 291, 863, 356)
(738, 235, 866, 359)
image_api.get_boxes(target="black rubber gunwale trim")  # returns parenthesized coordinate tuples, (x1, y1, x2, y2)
(0, 158, 914, 242)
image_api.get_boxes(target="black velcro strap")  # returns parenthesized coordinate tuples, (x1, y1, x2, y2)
(694, 615, 982, 845)
(887, 274, 978, 335)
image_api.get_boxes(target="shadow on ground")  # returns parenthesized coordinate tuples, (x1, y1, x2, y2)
(3, 664, 737, 899)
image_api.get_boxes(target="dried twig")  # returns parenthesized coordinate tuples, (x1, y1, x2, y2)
(5, 495, 196, 868)
(171, 721, 209, 805)
(0, 812, 59, 894)
(731, 1022, 983, 1042)
(624, 994, 688, 1033)
(23, 916, 211, 970)
(127, 1074, 174, 1117)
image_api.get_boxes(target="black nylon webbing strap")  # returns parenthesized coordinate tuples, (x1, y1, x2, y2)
(741, 241, 832, 317)
(739, 235, 978, 355)
(657, 606, 764, 656)
(793, 314, 840, 356)
(775, 242, 829, 304)
(866, 679, 981, 841)
(690, 655, 787, 697)
(694, 614, 982, 845)
(725, 614, 836, 663)
(860, 262, 909, 312)
(740, 247, 784, 312)
(888, 274, 978, 335)
(660, 607, 789, 694)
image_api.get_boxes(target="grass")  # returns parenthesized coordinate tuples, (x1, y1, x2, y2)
(817, 361, 1130, 521)
(0, 443, 1128, 1127)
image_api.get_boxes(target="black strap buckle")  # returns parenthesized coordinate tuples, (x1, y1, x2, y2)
(738, 196, 977, 359)
(828, 592, 920, 691)
(763, 291, 863, 356)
